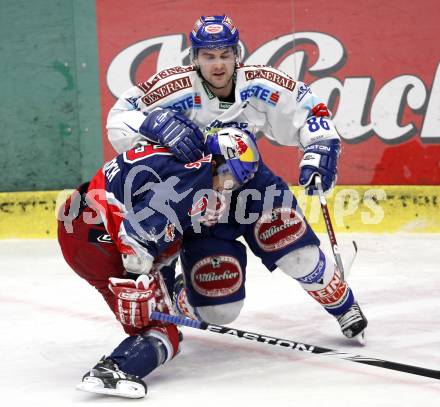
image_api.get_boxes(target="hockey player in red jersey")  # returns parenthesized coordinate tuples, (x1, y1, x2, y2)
(58, 127, 260, 398)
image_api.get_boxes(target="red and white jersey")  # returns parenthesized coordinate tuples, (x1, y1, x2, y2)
(107, 64, 340, 153)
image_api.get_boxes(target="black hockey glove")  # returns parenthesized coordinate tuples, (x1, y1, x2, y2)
(139, 108, 204, 162)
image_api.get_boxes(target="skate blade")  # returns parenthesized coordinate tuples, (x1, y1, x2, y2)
(354, 330, 366, 346)
(76, 377, 146, 399)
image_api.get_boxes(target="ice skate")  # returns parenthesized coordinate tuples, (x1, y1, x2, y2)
(336, 302, 368, 344)
(77, 357, 147, 399)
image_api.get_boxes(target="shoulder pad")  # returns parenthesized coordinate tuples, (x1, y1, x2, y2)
(137, 66, 196, 94)
(138, 67, 196, 107)
(239, 65, 296, 92)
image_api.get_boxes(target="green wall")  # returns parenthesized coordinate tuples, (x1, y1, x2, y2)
(0, 0, 102, 192)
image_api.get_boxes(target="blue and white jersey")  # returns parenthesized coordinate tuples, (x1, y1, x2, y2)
(107, 64, 340, 154)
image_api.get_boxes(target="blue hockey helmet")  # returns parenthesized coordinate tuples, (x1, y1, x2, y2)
(207, 127, 260, 187)
(189, 15, 241, 60)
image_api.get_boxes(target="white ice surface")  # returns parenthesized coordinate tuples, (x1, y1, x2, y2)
(1, 234, 439, 406)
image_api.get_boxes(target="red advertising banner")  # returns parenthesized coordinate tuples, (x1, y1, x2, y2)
(96, 0, 440, 185)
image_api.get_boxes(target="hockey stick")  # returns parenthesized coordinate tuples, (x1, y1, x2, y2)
(315, 177, 354, 280)
(343, 240, 358, 277)
(151, 311, 440, 381)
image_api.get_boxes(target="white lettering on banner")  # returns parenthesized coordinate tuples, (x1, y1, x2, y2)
(421, 62, 440, 140)
(107, 35, 189, 97)
(106, 33, 440, 143)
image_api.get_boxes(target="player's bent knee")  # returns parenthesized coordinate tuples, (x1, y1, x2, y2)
(276, 245, 322, 280)
(195, 300, 244, 325)
(276, 245, 340, 288)
(276, 245, 354, 315)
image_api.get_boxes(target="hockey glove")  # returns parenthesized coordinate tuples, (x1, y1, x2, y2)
(299, 138, 340, 195)
(139, 107, 204, 162)
(108, 275, 157, 329)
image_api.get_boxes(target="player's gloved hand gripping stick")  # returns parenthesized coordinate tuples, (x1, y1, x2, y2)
(108, 253, 174, 330)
